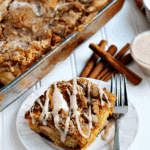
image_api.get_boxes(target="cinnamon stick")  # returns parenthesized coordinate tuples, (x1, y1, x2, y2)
(97, 43, 130, 79)
(102, 53, 133, 82)
(114, 43, 130, 60)
(80, 40, 107, 77)
(88, 45, 117, 78)
(89, 43, 142, 85)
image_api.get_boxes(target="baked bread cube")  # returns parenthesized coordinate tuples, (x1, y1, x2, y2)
(25, 78, 116, 150)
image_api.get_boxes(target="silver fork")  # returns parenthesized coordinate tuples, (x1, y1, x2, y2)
(110, 74, 128, 150)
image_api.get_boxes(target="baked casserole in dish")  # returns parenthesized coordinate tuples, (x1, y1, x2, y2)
(0, 0, 111, 85)
(0, 0, 125, 112)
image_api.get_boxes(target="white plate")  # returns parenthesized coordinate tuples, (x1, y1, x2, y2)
(16, 78, 139, 150)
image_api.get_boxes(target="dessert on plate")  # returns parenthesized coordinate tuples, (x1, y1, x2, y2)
(0, 0, 111, 86)
(25, 78, 116, 150)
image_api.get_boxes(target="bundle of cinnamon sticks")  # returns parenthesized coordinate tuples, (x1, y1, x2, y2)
(80, 40, 142, 85)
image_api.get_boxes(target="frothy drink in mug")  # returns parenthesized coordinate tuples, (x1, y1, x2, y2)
(131, 31, 150, 76)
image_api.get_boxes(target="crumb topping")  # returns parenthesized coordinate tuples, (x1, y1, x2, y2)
(0, 0, 111, 85)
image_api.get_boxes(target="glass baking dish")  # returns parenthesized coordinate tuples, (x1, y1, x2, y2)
(0, 0, 125, 112)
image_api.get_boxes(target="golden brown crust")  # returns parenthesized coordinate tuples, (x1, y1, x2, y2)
(0, 0, 111, 85)
(25, 78, 116, 150)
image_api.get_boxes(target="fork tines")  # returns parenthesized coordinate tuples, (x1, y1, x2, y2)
(111, 74, 128, 107)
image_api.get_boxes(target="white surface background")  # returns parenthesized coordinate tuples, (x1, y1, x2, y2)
(1, 0, 150, 150)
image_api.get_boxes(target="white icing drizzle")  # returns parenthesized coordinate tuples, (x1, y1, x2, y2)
(62, 82, 73, 87)
(66, 88, 71, 96)
(78, 90, 82, 100)
(68, 78, 91, 138)
(98, 86, 109, 107)
(40, 88, 51, 125)
(87, 82, 92, 135)
(36, 98, 43, 108)
(63, 116, 70, 141)
(103, 92, 109, 104)
(51, 82, 69, 142)
(31, 4, 43, 16)
(29, 97, 44, 125)
(52, 83, 69, 112)
(54, 3, 69, 12)
(30, 107, 36, 124)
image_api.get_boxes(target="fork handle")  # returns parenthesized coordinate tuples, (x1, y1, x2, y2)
(113, 119, 120, 150)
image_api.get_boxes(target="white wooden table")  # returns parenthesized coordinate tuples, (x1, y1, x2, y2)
(1, 0, 150, 149)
